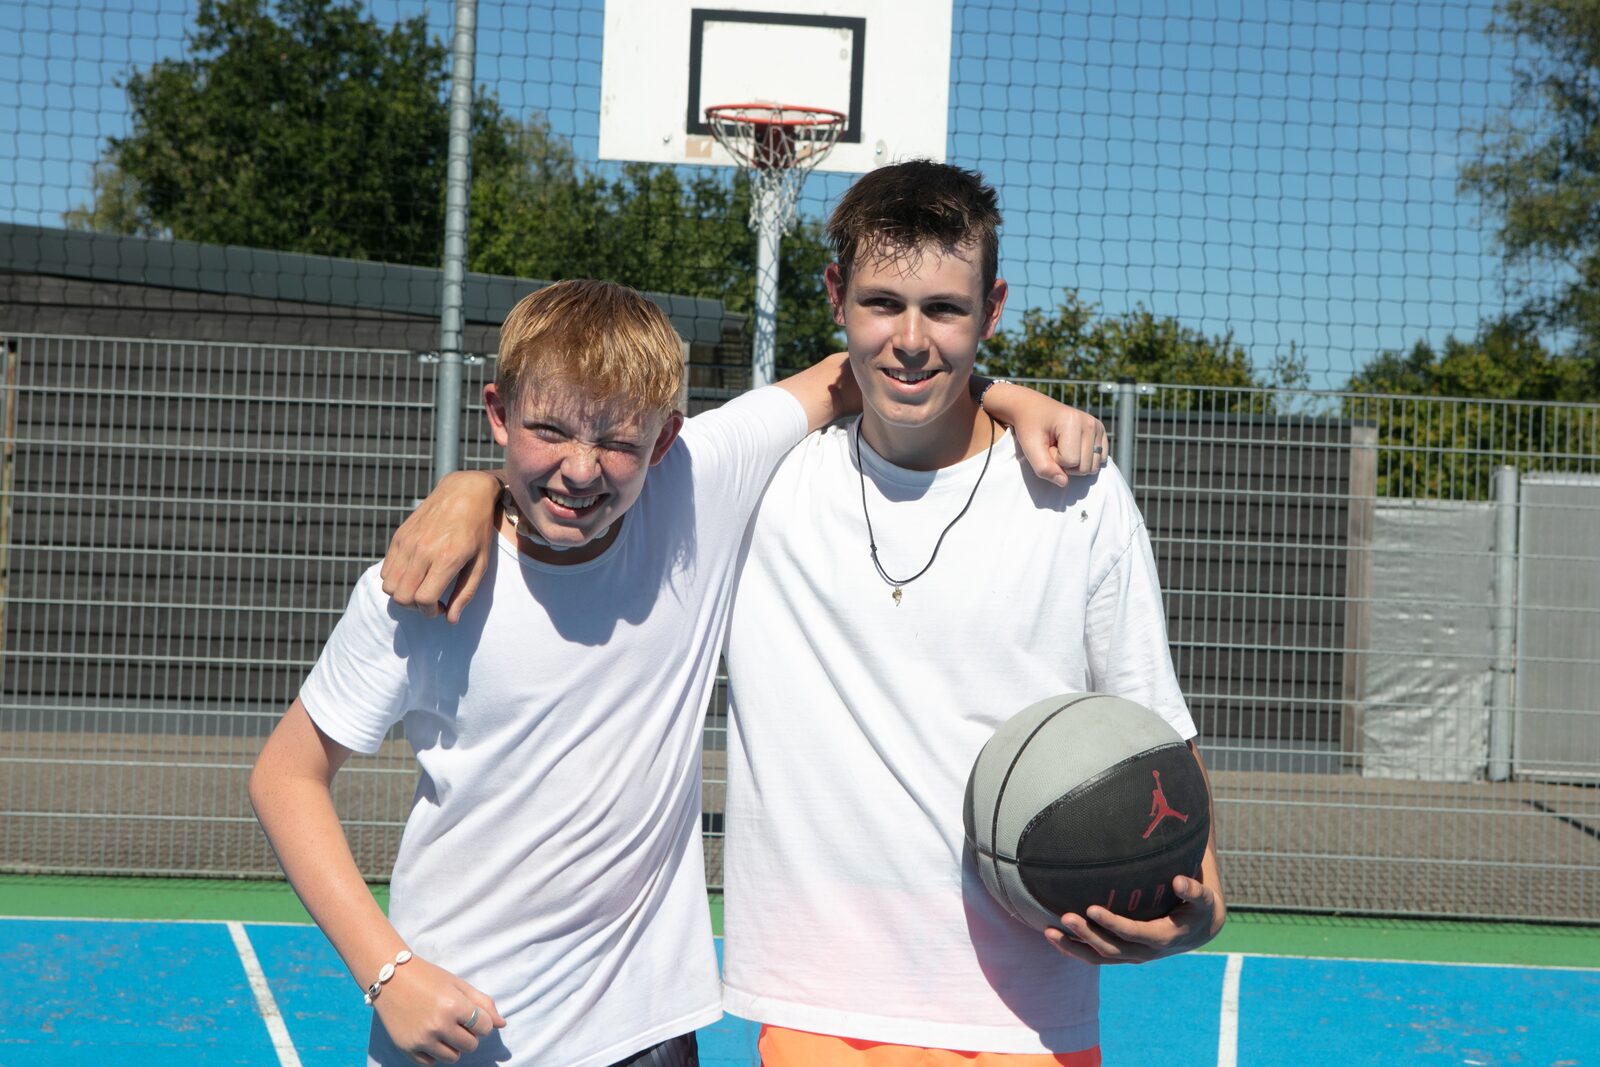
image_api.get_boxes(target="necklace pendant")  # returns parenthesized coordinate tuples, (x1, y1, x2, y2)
(892, 586, 903, 606)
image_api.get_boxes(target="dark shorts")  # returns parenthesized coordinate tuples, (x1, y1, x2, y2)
(609, 1032, 699, 1067)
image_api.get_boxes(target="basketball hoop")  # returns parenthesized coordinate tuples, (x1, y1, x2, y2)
(706, 103, 846, 235)
(706, 103, 844, 390)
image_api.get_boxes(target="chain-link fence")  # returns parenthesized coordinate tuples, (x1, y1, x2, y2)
(3, 0, 1569, 389)
(3, 0, 1599, 921)
(0, 333, 435, 878)
(2, 333, 1597, 921)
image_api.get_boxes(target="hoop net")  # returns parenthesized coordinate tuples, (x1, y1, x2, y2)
(706, 103, 846, 235)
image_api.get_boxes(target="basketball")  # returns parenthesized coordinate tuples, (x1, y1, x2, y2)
(963, 693, 1211, 933)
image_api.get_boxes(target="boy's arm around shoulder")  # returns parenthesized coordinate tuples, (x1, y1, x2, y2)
(379, 356, 858, 622)
(773, 357, 1109, 487)
(973, 376, 1108, 487)
(381, 352, 857, 622)
(249, 702, 506, 1062)
(774, 351, 859, 432)
(382, 469, 501, 624)
(380, 353, 859, 622)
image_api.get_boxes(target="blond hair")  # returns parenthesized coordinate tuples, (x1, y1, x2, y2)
(496, 279, 684, 415)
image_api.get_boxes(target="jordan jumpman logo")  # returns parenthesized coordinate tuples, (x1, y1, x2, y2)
(1142, 769, 1189, 839)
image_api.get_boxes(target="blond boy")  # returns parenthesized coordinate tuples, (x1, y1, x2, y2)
(251, 279, 858, 1067)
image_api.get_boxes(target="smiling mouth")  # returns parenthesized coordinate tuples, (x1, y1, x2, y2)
(542, 489, 604, 514)
(883, 368, 938, 384)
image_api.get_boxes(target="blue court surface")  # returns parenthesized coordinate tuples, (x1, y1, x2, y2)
(1, 917, 1596, 1065)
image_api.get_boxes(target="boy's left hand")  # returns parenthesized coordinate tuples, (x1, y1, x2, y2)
(381, 469, 501, 622)
(1043, 875, 1225, 965)
(980, 383, 1107, 486)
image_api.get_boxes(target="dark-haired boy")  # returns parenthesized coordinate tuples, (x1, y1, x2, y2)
(383, 162, 1223, 1065)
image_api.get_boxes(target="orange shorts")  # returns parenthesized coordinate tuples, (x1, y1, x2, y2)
(758, 1025, 1101, 1067)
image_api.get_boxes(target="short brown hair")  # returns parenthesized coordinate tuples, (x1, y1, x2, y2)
(496, 279, 684, 415)
(826, 160, 1002, 295)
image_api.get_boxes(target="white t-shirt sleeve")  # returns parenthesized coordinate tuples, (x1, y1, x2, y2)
(1084, 478, 1197, 739)
(678, 386, 808, 513)
(299, 565, 414, 754)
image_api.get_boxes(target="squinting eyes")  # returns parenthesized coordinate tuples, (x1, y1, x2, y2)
(526, 427, 640, 453)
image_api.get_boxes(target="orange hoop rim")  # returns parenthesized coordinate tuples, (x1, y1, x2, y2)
(704, 103, 847, 131)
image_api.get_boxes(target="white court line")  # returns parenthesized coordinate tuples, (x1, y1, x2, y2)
(228, 921, 304, 1067)
(1216, 952, 1243, 1067)
(1198, 946, 1600, 974)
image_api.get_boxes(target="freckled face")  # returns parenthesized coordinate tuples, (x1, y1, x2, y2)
(484, 380, 681, 552)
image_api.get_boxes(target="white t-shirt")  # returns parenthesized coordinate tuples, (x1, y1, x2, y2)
(720, 418, 1195, 1053)
(300, 387, 806, 1067)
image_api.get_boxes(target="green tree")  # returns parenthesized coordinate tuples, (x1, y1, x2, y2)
(70, 0, 840, 364)
(70, 0, 513, 265)
(1346, 318, 1590, 400)
(1460, 0, 1600, 384)
(63, 161, 163, 237)
(472, 158, 837, 374)
(1343, 318, 1597, 498)
(980, 289, 1307, 411)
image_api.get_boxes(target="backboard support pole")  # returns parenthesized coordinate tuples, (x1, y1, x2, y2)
(705, 104, 845, 393)
(752, 199, 782, 389)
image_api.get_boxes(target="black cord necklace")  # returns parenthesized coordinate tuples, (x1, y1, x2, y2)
(855, 413, 996, 606)
(497, 480, 608, 552)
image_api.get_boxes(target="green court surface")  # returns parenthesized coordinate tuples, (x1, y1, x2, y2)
(3, 874, 1596, 969)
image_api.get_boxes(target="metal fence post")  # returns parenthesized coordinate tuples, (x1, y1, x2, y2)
(433, 0, 478, 483)
(1488, 464, 1519, 782)
(1099, 378, 1155, 490)
(0, 339, 15, 696)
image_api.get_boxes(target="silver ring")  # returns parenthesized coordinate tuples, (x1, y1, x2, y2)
(1092, 445, 1104, 455)
(464, 1006, 480, 1030)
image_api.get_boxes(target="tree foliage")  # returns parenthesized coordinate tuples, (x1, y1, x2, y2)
(471, 154, 836, 373)
(62, 160, 164, 237)
(67, 0, 838, 368)
(980, 289, 1308, 411)
(80, 0, 508, 264)
(1345, 317, 1590, 401)
(1460, 0, 1600, 383)
(1343, 318, 1597, 498)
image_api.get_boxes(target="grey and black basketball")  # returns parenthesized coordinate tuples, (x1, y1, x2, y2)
(963, 692, 1211, 932)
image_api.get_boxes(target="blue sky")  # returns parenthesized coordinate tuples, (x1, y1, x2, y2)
(2, 0, 1518, 386)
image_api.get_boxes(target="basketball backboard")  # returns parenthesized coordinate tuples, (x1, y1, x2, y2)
(599, 1, 952, 174)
